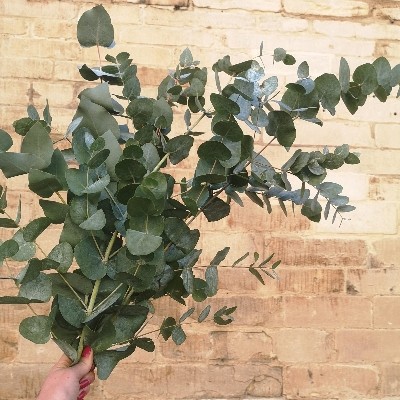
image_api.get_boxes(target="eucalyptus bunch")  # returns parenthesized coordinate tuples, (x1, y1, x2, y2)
(0, 5, 399, 380)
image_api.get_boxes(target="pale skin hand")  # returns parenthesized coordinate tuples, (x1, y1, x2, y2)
(37, 346, 95, 400)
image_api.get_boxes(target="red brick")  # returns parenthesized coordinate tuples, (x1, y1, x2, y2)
(347, 269, 400, 295)
(273, 329, 333, 362)
(336, 329, 400, 362)
(374, 296, 400, 328)
(267, 237, 368, 267)
(284, 364, 379, 398)
(285, 296, 372, 328)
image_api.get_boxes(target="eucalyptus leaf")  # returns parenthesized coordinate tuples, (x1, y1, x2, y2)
(0, 130, 13, 152)
(77, 5, 114, 48)
(19, 315, 51, 344)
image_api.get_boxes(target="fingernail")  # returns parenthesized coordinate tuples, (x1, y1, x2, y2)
(82, 346, 92, 358)
(79, 380, 90, 389)
(77, 392, 86, 400)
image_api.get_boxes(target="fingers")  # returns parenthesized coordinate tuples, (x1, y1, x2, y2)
(71, 346, 94, 377)
(77, 385, 90, 400)
(79, 371, 95, 387)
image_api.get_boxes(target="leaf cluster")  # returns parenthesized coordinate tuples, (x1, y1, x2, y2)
(0, 5, 397, 380)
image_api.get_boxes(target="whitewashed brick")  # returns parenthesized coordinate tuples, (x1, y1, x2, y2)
(193, 0, 281, 12)
(375, 124, 400, 149)
(284, 0, 369, 17)
(315, 201, 398, 234)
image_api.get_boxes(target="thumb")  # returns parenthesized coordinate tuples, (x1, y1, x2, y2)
(70, 346, 94, 377)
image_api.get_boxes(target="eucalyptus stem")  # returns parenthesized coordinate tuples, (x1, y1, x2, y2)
(152, 109, 210, 174)
(78, 231, 118, 358)
(55, 191, 66, 204)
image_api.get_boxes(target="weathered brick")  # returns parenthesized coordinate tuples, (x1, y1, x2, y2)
(2, 0, 79, 19)
(380, 363, 400, 396)
(211, 330, 274, 362)
(374, 296, 400, 328)
(336, 329, 400, 362)
(373, 238, 400, 266)
(197, 231, 266, 267)
(119, 25, 217, 48)
(218, 267, 344, 295)
(273, 329, 333, 362)
(347, 268, 400, 295)
(197, 202, 311, 233)
(370, 176, 400, 202)
(0, 328, 18, 362)
(193, 0, 281, 12)
(0, 17, 28, 35)
(295, 119, 373, 147)
(314, 19, 400, 40)
(283, 0, 369, 17)
(315, 201, 398, 235)
(267, 237, 368, 267)
(0, 37, 81, 61)
(137, 67, 169, 87)
(0, 58, 53, 80)
(284, 296, 372, 328)
(33, 20, 76, 40)
(212, 295, 284, 327)
(284, 364, 379, 398)
(144, 5, 258, 28)
(278, 268, 345, 294)
(378, 6, 400, 21)
(152, 0, 189, 5)
(335, 96, 400, 123)
(16, 337, 59, 364)
(104, 363, 282, 397)
(225, 31, 375, 58)
(0, 364, 48, 399)
(375, 123, 400, 149)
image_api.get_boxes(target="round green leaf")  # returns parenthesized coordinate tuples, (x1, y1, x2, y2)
(197, 141, 231, 162)
(0, 129, 13, 152)
(210, 93, 240, 115)
(115, 159, 147, 181)
(74, 237, 107, 280)
(266, 111, 296, 148)
(353, 63, 378, 95)
(213, 121, 243, 142)
(19, 315, 51, 344)
(0, 239, 19, 260)
(48, 243, 74, 273)
(79, 209, 106, 230)
(125, 229, 162, 256)
(77, 5, 114, 48)
(28, 169, 63, 198)
(39, 199, 69, 224)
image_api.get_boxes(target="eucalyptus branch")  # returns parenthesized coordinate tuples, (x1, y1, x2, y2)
(57, 272, 87, 309)
(92, 282, 123, 313)
(55, 191, 67, 204)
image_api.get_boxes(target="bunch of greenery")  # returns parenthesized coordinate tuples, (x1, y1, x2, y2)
(0, 5, 398, 379)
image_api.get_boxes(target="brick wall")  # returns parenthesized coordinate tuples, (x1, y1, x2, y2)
(1, 0, 400, 399)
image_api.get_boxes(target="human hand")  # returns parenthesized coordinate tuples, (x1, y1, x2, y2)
(37, 346, 95, 400)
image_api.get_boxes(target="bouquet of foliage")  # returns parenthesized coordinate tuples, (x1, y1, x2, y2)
(0, 5, 398, 379)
